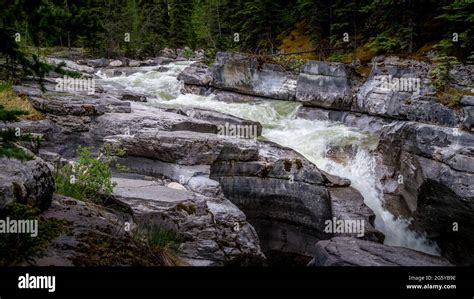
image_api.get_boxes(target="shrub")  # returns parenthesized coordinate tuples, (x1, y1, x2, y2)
(431, 55, 460, 92)
(54, 145, 126, 203)
(183, 47, 194, 60)
(134, 224, 183, 266)
(0, 202, 64, 266)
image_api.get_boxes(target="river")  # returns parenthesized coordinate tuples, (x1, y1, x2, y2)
(97, 61, 440, 255)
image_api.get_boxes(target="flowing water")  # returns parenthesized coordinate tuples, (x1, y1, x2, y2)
(98, 62, 440, 255)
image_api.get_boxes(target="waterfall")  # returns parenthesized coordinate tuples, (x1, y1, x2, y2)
(97, 62, 440, 255)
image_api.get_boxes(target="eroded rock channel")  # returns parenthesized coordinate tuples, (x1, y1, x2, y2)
(3, 51, 472, 266)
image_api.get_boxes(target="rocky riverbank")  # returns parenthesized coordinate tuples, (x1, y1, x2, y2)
(2, 48, 471, 266)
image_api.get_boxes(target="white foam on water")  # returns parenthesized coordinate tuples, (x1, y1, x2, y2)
(98, 63, 440, 255)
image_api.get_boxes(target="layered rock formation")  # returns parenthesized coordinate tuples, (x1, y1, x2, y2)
(309, 237, 452, 266)
(178, 52, 474, 265)
(3, 50, 471, 266)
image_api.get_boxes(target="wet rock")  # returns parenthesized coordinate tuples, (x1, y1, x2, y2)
(296, 61, 354, 109)
(104, 130, 259, 165)
(46, 57, 95, 74)
(128, 59, 141, 67)
(178, 62, 212, 86)
(159, 48, 177, 59)
(297, 105, 390, 135)
(109, 60, 123, 67)
(167, 107, 262, 137)
(182, 84, 210, 95)
(90, 103, 217, 141)
(140, 59, 156, 66)
(0, 156, 54, 211)
(121, 93, 147, 102)
(29, 94, 131, 116)
(329, 187, 384, 242)
(375, 121, 474, 264)
(87, 58, 110, 68)
(214, 90, 267, 103)
(210, 141, 369, 256)
(153, 57, 175, 65)
(211, 52, 297, 100)
(309, 237, 452, 266)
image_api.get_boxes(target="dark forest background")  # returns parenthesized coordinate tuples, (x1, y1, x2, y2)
(1, 0, 472, 59)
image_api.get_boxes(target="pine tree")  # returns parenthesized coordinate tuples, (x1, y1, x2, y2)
(240, 0, 285, 53)
(436, 0, 474, 63)
(169, 0, 194, 48)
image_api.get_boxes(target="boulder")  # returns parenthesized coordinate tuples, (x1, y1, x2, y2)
(90, 103, 217, 141)
(153, 57, 175, 65)
(295, 61, 354, 109)
(46, 57, 95, 74)
(121, 93, 147, 102)
(110, 176, 266, 266)
(104, 130, 259, 165)
(296, 106, 390, 134)
(159, 48, 177, 59)
(355, 56, 461, 127)
(109, 60, 123, 67)
(29, 94, 131, 116)
(33, 195, 172, 266)
(400, 96, 459, 126)
(128, 59, 141, 67)
(329, 187, 383, 242)
(141, 59, 156, 66)
(164, 107, 263, 137)
(211, 52, 297, 101)
(0, 156, 54, 211)
(309, 237, 452, 266)
(178, 62, 213, 86)
(87, 58, 110, 68)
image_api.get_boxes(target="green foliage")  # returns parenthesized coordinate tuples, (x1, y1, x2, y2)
(0, 202, 64, 266)
(0, 81, 13, 93)
(54, 145, 126, 203)
(183, 47, 194, 59)
(327, 52, 350, 63)
(139, 224, 182, 255)
(0, 83, 37, 160)
(132, 224, 183, 265)
(435, 0, 474, 63)
(1, 0, 473, 62)
(169, 0, 194, 48)
(270, 55, 306, 73)
(431, 55, 461, 91)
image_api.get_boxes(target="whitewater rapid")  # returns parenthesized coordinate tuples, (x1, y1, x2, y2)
(98, 62, 440, 255)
